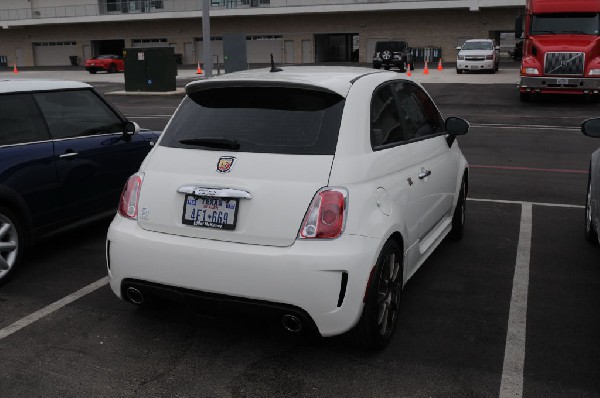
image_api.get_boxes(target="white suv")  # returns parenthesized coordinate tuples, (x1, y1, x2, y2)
(456, 39, 500, 74)
(106, 66, 469, 348)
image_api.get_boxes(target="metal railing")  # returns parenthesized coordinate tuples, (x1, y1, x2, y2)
(0, 0, 474, 22)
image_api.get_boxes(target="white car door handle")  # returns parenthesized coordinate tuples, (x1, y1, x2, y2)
(418, 169, 432, 180)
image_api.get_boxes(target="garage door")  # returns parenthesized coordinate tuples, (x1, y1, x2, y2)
(33, 41, 77, 66)
(247, 38, 283, 63)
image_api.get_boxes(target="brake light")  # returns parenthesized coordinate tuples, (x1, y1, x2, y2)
(118, 173, 143, 219)
(299, 188, 347, 239)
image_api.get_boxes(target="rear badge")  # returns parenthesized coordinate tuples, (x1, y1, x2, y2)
(217, 156, 235, 173)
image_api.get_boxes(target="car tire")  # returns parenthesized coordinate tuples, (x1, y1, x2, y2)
(0, 206, 24, 286)
(456, 68, 463, 74)
(384, 65, 390, 70)
(349, 239, 403, 349)
(108, 64, 117, 74)
(448, 177, 466, 240)
(89, 70, 97, 74)
(585, 173, 599, 245)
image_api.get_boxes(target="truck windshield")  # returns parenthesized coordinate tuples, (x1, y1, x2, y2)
(531, 13, 600, 35)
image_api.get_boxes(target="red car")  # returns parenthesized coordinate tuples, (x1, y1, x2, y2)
(84, 54, 125, 74)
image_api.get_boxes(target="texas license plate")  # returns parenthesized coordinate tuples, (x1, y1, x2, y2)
(557, 78, 569, 85)
(182, 195, 238, 230)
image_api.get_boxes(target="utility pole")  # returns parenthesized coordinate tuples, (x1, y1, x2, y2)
(202, 0, 212, 78)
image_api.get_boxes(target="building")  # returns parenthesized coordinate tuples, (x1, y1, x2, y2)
(0, 0, 525, 68)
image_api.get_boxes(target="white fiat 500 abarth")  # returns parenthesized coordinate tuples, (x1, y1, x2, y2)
(107, 66, 469, 349)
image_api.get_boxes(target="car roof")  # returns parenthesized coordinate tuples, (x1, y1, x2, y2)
(0, 79, 91, 94)
(186, 66, 385, 97)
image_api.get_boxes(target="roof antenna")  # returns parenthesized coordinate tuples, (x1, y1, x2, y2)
(270, 53, 282, 72)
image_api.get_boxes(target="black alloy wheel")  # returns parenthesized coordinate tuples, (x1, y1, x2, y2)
(0, 206, 23, 285)
(349, 239, 403, 349)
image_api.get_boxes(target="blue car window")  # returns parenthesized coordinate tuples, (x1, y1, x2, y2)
(0, 94, 50, 146)
(33, 89, 124, 140)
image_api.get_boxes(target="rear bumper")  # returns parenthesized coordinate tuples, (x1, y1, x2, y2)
(106, 215, 382, 337)
(519, 76, 600, 94)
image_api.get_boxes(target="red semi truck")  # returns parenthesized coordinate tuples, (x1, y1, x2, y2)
(517, 0, 600, 101)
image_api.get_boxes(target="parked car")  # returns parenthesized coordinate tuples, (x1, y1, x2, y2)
(0, 80, 159, 284)
(372, 41, 414, 72)
(84, 54, 125, 74)
(583, 118, 600, 245)
(106, 66, 469, 349)
(456, 39, 500, 74)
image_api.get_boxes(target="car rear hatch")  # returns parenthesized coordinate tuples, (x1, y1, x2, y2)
(136, 83, 345, 247)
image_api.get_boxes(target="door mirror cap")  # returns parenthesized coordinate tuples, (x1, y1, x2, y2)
(515, 15, 523, 39)
(124, 121, 140, 136)
(582, 118, 600, 138)
(446, 117, 469, 135)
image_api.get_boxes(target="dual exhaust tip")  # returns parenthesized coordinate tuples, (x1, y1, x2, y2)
(125, 286, 145, 305)
(125, 286, 304, 333)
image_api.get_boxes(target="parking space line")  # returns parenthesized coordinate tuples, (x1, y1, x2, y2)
(470, 165, 587, 175)
(499, 203, 532, 398)
(468, 197, 584, 209)
(0, 277, 108, 341)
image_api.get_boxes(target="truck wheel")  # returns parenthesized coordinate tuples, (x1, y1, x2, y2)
(456, 68, 463, 74)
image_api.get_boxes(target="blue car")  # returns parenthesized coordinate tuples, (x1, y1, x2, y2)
(0, 80, 159, 284)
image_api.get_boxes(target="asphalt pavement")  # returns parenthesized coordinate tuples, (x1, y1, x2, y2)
(0, 64, 599, 397)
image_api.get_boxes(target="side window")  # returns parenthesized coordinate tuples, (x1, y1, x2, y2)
(0, 94, 50, 146)
(33, 89, 124, 139)
(410, 85, 444, 136)
(370, 84, 404, 148)
(392, 82, 442, 141)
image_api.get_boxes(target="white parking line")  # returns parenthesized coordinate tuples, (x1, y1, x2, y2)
(469, 197, 584, 209)
(0, 277, 108, 341)
(499, 203, 532, 398)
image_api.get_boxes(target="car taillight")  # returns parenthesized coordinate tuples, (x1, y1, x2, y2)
(486, 54, 493, 60)
(299, 188, 347, 239)
(118, 173, 143, 219)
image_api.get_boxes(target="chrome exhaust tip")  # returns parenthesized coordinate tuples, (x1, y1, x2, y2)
(281, 314, 303, 333)
(126, 286, 144, 305)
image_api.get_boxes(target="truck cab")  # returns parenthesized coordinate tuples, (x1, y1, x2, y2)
(517, 0, 600, 101)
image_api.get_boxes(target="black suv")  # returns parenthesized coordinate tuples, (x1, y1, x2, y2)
(372, 41, 414, 72)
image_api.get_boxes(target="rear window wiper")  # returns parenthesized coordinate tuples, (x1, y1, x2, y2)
(179, 137, 240, 150)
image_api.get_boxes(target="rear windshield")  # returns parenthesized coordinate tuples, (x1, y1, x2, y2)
(375, 42, 407, 52)
(160, 86, 344, 155)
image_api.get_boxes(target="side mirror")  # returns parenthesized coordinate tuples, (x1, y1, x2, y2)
(446, 117, 469, 135)
(582, 118, 600, 138)
(124, 121, 140, 136)
(515, 15, 523, 39)
(495, 46, 500, 50)
(455, 46, 462, 51)
(445, 117, 469, 147)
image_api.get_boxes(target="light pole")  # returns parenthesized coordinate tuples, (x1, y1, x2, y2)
(202, 0, 212, 78)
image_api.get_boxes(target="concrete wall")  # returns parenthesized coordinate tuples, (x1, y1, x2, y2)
(0, 7, 521, 67)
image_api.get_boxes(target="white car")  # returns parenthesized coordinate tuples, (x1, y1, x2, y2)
(456, 39, 500, 74)
(106, 66, 469, 348)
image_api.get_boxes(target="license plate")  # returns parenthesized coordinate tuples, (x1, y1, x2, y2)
(557, 78, 569, 85)
(182, 195, 238, 230)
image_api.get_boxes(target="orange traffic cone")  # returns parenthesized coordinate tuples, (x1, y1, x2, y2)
(407, 64, 411, 77)
(423, 61, 429, 75)
(13, 64, 18, 74)
(437, 58, 443, 71)
(196, 62, 203, 75)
